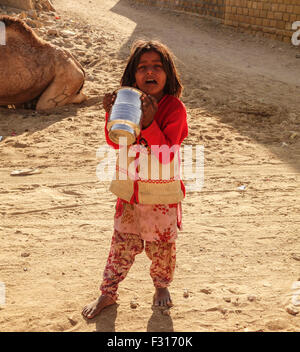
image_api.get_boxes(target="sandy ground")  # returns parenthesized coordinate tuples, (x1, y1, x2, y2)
(0, 0, 300, 332)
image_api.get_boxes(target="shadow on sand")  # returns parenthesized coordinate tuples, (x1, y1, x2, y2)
(0, 96, 101, 141)
(83, 303, 119, 332)
(147, 306, 174, 332)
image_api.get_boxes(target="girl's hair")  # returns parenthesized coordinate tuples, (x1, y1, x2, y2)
(120, 40, 183, 98)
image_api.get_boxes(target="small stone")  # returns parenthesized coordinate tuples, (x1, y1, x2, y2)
(223, 296, 231, 303)
(183, 289, 189, 298)
(200, 288, 212, 295)
(130, 300, 139, 309)
(263, 282, 272, 287)
(247, 295, 257, 302)
(60, 29, 76, 37)
(220, 307, 228, 315)
(206, 305, 220, 312)
(228, 287, 240, 294)
(290, 132, 299, 140)
(13, 142, 28, 148)
(286, 305, 299, 316)
(232, 297, 240, 306)
(68, 316, 77, 326)
(23, 268, 28, 271)
(291, 253, 300, 261)
(86, 74, 95, 82)
(47, 28, 58, 36)
(21, 252, 30, 257)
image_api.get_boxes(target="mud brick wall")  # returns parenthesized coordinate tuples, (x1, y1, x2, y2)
(135, 0, 299, 43)
(138, 0, 226, 19)
(224, 0, 299, 43)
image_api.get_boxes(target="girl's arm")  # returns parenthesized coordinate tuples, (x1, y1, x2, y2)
(141, 98, 188, 163)
(141, 106, 188, 147)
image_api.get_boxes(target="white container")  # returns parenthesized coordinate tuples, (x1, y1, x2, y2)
(107, 87, 143, 145)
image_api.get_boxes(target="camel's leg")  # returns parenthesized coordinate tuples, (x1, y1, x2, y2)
(36, 59, 87, 110)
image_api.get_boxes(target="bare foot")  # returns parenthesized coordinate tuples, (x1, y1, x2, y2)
(82, 295, 115, 319)
(154, 288, 173, 307)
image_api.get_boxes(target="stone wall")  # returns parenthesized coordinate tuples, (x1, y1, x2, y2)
(136, 0, 300, 43)
(225, 0, 299, 43)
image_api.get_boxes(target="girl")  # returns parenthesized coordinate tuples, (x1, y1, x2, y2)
(82, 40, 188, 319)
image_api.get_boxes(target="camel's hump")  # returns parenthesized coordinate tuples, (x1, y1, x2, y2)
(0, 15, 46, 46)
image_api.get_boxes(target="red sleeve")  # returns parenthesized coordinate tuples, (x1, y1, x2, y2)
(140, 98, 188, 163)
(141, 106, 188, 147)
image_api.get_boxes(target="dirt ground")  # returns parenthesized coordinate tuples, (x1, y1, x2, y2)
(0, 0, 300, 332)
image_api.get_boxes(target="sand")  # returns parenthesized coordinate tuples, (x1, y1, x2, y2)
(0, 0, 300, 332)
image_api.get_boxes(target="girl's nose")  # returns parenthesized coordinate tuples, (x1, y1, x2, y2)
(146, 66, 154, 74)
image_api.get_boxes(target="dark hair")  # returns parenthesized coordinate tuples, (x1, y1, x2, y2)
(120, 40, 183, 98)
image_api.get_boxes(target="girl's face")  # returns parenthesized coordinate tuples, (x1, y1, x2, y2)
(134, 51, 167, 101)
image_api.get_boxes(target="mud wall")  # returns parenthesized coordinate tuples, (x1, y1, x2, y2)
(136, 0, 300, 43)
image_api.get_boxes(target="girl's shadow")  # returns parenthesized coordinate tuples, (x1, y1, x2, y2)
(84, 303, 119, 332)
(147, 306, 174, 332)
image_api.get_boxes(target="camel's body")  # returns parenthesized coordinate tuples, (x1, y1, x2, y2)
(0, 15, 87, 110)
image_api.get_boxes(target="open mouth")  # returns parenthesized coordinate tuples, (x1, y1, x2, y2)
(145, 79, 157, 84)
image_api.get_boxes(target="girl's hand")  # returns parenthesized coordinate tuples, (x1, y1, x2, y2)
(103, 92, 116, 114)
(141, 94, 158, 129)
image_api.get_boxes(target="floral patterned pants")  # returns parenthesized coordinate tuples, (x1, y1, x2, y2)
(100, 229, 176, 302)
(99, 200, 180, 301)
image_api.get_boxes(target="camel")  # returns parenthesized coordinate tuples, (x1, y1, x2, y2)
(0, 15, 87, 110)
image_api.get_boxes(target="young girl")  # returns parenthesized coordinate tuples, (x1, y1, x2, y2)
(82, 40, 188, 319)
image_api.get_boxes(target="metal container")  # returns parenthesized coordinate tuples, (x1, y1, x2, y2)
(107, 87, 143, 145)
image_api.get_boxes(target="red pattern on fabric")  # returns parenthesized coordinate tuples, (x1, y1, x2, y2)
(100, 230, 176, 300)
(114, 199, 178, 242)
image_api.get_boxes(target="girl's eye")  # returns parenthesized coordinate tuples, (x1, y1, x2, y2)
(137, 65, 163, 72)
